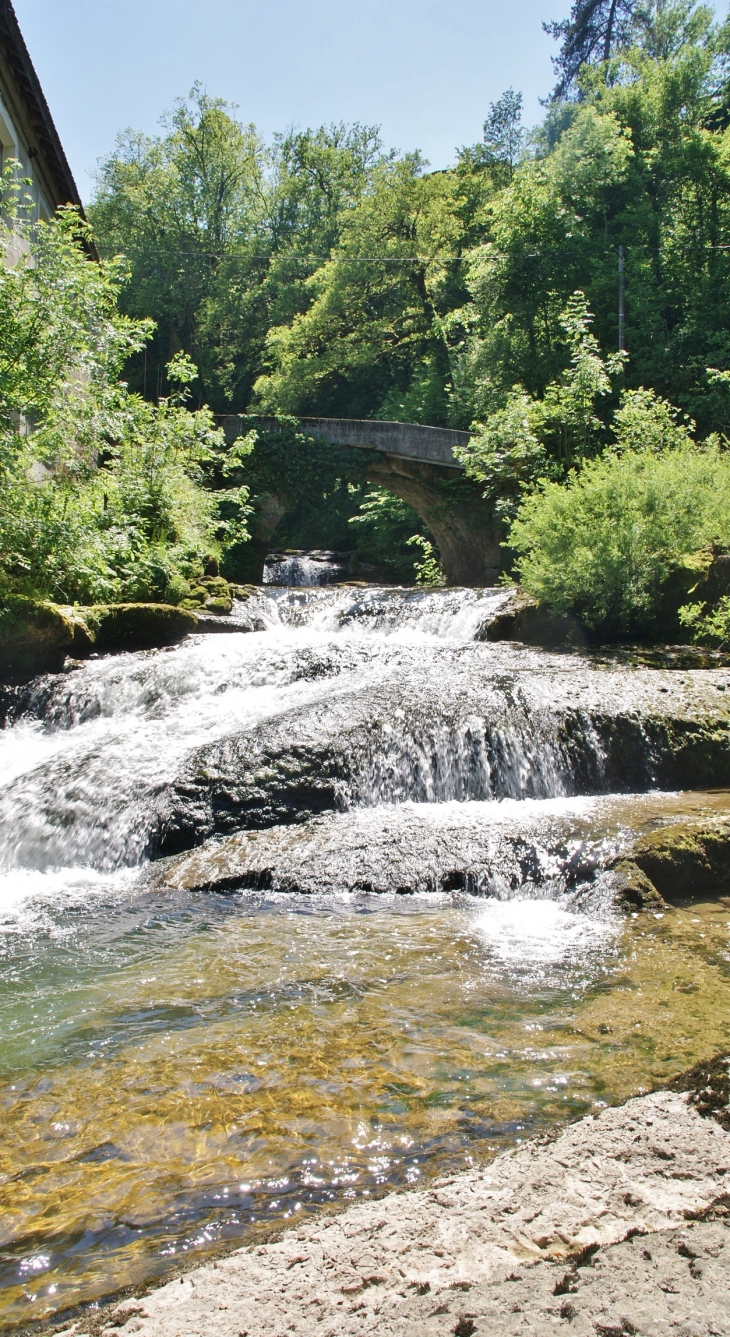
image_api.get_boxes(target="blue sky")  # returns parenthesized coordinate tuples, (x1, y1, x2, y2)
(16, 0, 573, 201)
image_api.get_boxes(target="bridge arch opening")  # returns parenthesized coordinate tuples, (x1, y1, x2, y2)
(217, 416, 504, 587)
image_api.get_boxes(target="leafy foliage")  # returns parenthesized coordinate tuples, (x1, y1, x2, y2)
(455, 292, 625, 517)
(544, 0, 643, 99)
(348, 487, 436, 583)
(77, 5, 730, 618)
(0, 173, 248, 606)
(679, 594, 730, 644)
(508, 402, 730, 633)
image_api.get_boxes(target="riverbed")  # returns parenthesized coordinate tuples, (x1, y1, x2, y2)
(1, 586, 729, 1327)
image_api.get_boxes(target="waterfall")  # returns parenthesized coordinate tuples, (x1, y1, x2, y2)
(263, 550, 346, 586)
(1, 584, 728, 884)
(2, 583, 730, 1322)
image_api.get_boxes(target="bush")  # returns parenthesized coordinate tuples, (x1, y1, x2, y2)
(508, 437, 730, 634)
(679, 596, 730, 647)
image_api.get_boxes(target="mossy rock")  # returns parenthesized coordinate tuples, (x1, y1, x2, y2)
(0, 597, 92, 678)
(199, 576, 231, 596)
(82, 604, 198, 652)
(607, 859, 668, 912)
(619, 821, 730, 900)
(180, 577, 235, 614)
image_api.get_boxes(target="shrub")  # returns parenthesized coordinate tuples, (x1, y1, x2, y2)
(678, 596, 730, 647)
(508, 436, 730, 634)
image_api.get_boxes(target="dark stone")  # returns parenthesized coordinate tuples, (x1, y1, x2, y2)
(622, 821, 730, 900)
(194, 614, 263, 634)
(83, 604, 198, 652)
(480, 590, 588, 647)
(146, 662, 730, 859)
(605, 860, 667, 912)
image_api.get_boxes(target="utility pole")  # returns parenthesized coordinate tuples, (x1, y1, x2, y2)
(618, 244, 626, 353)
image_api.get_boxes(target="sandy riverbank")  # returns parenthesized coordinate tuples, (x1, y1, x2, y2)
(53, 1061, 730, 1337)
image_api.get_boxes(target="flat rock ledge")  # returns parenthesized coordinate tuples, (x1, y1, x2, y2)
(60, 1084, 730, 1337)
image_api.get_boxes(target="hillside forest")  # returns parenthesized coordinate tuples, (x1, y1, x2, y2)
(7, 0, 730, 639)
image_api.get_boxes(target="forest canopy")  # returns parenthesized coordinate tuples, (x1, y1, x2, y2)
(7, 0, 730, 627)
(90, 2, 730, 440)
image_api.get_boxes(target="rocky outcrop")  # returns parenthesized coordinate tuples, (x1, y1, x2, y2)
(81, 1077, 730, 1337)
(80, 603, 199, 651)
(480, 588, 588, 647)
(0, 597, 92, 677)
(603, 858, 668, 911)
(0, 590, 264, 679)
(150, 794, 730, 912)
(608, 818, 730, 903)
(149, 659, 730, 858)
(147, 792, 721, 905)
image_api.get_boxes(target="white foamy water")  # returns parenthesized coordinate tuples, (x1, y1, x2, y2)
(0, 584, 714, 923)
(263, 551, 345, 586)
(251, 584, 510, 642)
(0, 587, 528, 889)
(473, 898, 618, 977)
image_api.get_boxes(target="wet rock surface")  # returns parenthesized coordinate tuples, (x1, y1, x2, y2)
(75, 1085, 730, 1337)
(152, 657, 730, 858)
(150, 792, 730, 903)
(479, 587, 588, 647)
(617, 820, 730, 901)
(0, 598, 86, 678)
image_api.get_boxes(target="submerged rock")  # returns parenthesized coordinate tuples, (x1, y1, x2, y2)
(151, 800, 609, 897)
(150, 792, 730, 908)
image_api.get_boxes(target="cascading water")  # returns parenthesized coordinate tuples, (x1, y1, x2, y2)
(1, 585, 730, 1326)
(263, 549, 346, 586)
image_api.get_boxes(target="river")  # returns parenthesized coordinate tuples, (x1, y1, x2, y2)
(1, 585, 729, 1326)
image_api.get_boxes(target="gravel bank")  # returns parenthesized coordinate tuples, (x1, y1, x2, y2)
(61, 1076, 730, 1337)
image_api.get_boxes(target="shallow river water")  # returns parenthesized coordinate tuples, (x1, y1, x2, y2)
(1, 587, 730, 1327)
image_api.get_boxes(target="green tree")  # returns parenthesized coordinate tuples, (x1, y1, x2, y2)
(0, 173, 248, 606)
(449, 20, 730, 434)
(90, 85, 266, 406)
(91, 105, 389, 413)
(252, 155, 487, 422)
(456, 292, 625, 516)
(482, 89, 526, 181)
(545, 0, 641, 99)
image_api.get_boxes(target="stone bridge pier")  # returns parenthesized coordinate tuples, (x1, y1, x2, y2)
(217, 416, 503, 587)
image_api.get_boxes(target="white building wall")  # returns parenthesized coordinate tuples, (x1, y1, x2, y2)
(0, 87, 52, 223)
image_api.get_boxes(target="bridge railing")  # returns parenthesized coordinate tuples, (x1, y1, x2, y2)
(215, 414, 470, 470)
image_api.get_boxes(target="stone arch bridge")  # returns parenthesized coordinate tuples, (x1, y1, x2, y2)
(217, 415, 502, 587)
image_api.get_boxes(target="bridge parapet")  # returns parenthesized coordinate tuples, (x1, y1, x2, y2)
(216, 414, 470, 470)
